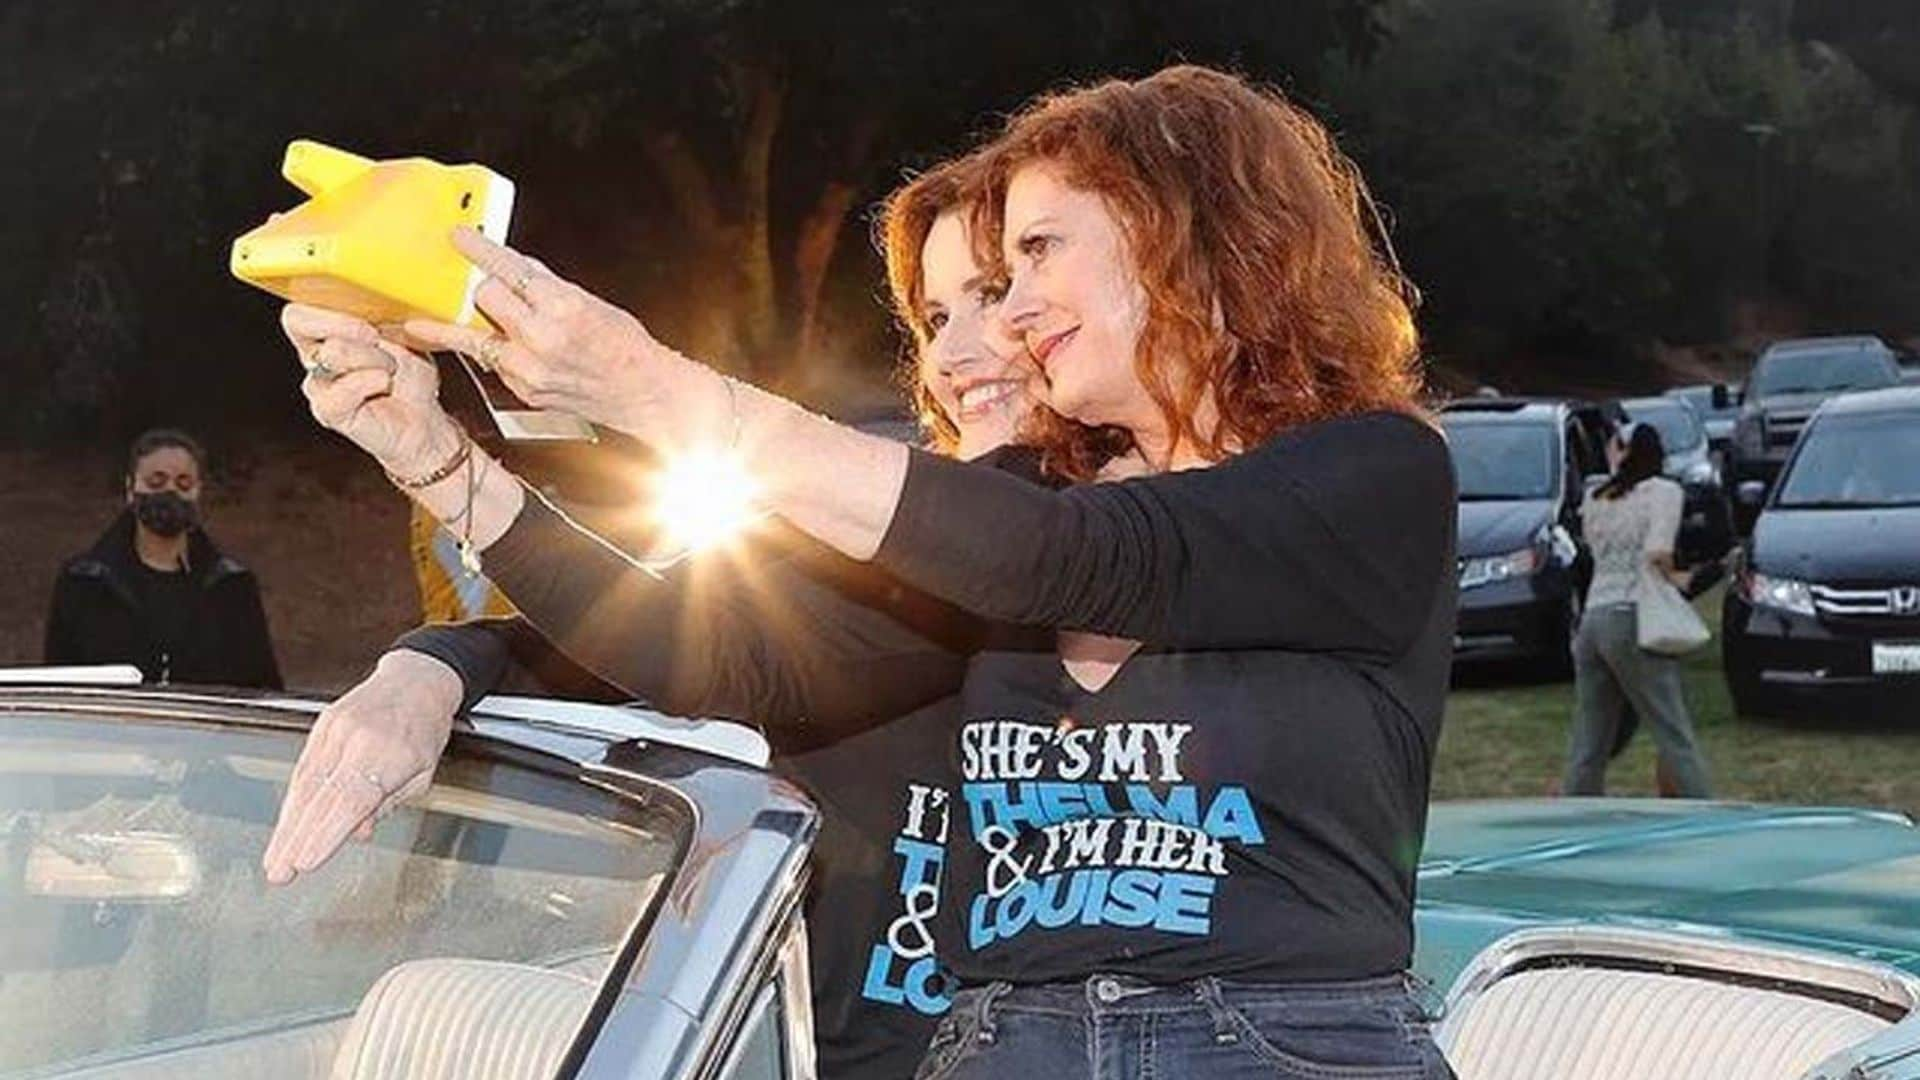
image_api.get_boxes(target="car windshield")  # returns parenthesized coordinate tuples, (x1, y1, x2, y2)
(0, 706, 682, 1076)
(1667, 387, 1713, 413)
(1751, 349, 1896, 397)
(1443, 420, 1558, 500)
(1775, 411, 1920, 508)
(1622, 401, 1704, 452)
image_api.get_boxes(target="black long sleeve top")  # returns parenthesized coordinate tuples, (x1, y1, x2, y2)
(866, 411, 1458, 985)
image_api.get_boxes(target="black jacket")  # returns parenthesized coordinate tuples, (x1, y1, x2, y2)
(44, 510, 283, 689)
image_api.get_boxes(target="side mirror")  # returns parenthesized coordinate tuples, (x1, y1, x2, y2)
(1736, 481, 1767, 506)
(1711, 384, 1731, 410)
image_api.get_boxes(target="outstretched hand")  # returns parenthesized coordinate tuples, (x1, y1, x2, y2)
(262, 650, 464, 886)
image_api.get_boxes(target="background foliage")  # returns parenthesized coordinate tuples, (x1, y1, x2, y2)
(1, 0, 1912, 446)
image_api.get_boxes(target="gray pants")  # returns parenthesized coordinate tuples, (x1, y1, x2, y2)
(1562, 604, 1712, 797)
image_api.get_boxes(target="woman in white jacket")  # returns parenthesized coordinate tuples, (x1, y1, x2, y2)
(1562, 421, 1713, 797)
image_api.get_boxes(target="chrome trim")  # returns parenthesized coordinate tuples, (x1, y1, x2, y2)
(777, 917, 820, 1080)
(1436, 926, 1920, 1080)
(1813, 584, 1920, 618)
(472, 694, 770, 769)
(0, 664, 143, 686)
(572, 748, 817, 1080)
(0, 682, 770, 770)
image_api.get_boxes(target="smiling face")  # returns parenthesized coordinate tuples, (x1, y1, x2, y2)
(998, 164, 1156, 441)
(916, 211, 1042, 461)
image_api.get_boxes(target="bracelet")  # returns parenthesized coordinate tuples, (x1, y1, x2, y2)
(387, 429, 471, 490)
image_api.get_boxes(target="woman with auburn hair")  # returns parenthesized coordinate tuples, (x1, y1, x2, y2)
(285, 63, 1456, 1078)
(267, 156, 1061, 1080)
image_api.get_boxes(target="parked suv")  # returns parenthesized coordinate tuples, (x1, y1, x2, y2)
(1617, 396, 1734, 565)
(1439, 399, 1602, 672)
(1664, 383, 1739, 451)
(1729, 336, 1902, 495)
(1722, 386, 1920, 718)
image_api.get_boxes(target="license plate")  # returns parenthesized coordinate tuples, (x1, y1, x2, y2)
(1873, 643, 1920, 675)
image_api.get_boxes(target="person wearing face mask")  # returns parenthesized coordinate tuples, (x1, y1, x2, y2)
(45, 429, 282, 688)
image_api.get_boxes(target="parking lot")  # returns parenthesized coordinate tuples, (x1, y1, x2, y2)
(1440, 583, 1920, 816)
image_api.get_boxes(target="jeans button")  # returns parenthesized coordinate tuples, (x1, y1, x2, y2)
(1093, 977, 1123, 1004)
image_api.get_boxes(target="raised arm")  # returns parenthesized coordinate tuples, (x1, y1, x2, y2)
(390, 232, 1452, 660)
(871, 411, 1456, 657)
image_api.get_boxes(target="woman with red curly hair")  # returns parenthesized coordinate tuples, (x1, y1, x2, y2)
(288, 64, 1457, 1077)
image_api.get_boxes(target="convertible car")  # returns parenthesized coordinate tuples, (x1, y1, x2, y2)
(0, 669, 813, 1080)
(5, 671, 1920, 1079)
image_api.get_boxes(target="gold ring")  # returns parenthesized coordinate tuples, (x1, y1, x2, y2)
(475, 335, 506, 371)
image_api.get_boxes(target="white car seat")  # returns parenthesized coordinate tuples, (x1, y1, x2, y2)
(1439, 964, 1888, 1080)
(329, 958, 598, 1080)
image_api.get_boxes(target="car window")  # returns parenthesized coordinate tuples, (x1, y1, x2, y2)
(1775, 412, 1920, 508)
(1443, 420, 1559, 500)
(0, 709, 681, 1076)
(1751, 349, 1898, 396)
(1622, 401, 1704, 452)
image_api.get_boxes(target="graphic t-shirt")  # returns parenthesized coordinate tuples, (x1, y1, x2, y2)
(777, 696, 961, 1075)
(874, 412, 1458, 985)
(414, 457, 1055, 1080)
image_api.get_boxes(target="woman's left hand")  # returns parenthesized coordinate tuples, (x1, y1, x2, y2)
(406, 228, 694, 440)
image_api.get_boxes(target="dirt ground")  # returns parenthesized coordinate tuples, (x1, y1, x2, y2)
(1, 441, 421, 694)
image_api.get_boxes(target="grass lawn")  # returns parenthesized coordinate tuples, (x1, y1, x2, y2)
(1435, 584, 1920, 817)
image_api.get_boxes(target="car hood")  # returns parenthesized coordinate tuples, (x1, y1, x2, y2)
(1456, 500, 1551, 559)
(1664, 445, 1711, 479)
(1413, 799, 1920, 990)
(1752, 507, 1920, 581)
(1747, 390, 1840, 419)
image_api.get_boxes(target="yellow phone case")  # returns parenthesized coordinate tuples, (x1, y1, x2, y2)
(229, 140, 515, 328)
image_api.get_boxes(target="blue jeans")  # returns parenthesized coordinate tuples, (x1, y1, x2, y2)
(913, 973, 1455, 1079)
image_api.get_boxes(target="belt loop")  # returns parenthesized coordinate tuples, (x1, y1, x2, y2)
(1191, 977, 1240, 1046)
(1403, 970, 1445, 1023)
(973, 981, 1011, 1044)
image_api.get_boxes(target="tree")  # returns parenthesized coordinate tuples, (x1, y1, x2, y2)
(0, 0, 1392, 442)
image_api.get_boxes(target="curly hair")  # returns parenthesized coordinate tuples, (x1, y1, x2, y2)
(875, 155, 1127, 479)
(968, 64, 1426, 461)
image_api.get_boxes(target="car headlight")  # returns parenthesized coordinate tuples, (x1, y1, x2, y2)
(1459, 547, 1542, 590)
(1735, 415, 1764, 453)
(1745, 571, 1815, 616)
(1683, 459, 1718, 485)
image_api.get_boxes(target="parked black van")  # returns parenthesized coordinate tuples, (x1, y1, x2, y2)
(1439, 399, 1603, 672)
(1723, 387, 1920, 718)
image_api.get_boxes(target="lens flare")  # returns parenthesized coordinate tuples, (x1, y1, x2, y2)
(652, 448, 761, 557)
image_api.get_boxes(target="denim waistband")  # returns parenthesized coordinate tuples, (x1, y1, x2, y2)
(952, 972, 1417, 1020)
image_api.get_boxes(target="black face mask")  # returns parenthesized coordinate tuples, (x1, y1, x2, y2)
(131, 491, 199, 538)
